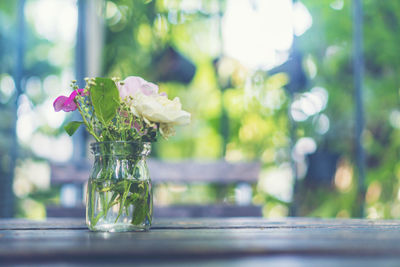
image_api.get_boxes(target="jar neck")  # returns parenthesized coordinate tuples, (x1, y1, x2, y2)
(90, 141, 151, 159)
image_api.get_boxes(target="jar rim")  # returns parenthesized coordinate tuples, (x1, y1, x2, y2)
(90, 140, 151, 146)
(90, 140, 150, 144)
(90, 141, 151, 156)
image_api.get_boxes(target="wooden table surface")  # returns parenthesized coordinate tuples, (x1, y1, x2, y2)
(2, 217, 400, 266)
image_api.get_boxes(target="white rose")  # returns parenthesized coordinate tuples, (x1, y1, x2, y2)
(133, 93, 191, 125)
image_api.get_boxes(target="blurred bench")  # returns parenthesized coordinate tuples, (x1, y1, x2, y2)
(47, 160, 262, 218)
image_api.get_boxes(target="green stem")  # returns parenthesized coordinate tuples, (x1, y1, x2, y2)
(115, 181, 132, 223)
(90, 180, 96, 226)
(76, 100, 100, 141)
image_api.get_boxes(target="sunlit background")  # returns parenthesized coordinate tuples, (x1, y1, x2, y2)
(1, 0, 399, 220)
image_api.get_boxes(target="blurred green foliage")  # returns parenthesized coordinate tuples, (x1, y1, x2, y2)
(0, 0, 70, 218)
(294, 0, 400, 218)
(2, 0, 400, 219)
(102, 0, 290, 161)
(102, 0, 292, 214)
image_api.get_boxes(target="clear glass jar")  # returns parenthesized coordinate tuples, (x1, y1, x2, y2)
(86, 141, 152, 232)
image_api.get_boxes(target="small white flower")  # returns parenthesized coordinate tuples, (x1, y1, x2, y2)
(159, 123, 176, 139)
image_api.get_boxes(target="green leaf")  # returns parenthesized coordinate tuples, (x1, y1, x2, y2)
(90, 77, 120, 124)
(131, 182, 149, 225)
(64, 121, 83, 136)
(132, 197, 147, 225)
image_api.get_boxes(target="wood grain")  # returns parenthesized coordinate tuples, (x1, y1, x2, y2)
(2, 217, 400, 265)
(46, 204, 263, 218)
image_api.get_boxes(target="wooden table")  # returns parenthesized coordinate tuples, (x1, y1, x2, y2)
(1, 217, 400, 266)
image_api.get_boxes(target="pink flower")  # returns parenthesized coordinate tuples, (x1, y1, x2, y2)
(134, 121, 143, 133)
(134, 121, 151, 136)
(53, 89, 87, 112)
(117, 76, 159, 99)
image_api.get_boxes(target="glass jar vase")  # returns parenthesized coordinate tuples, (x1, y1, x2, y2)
(86, 141, 152, 232)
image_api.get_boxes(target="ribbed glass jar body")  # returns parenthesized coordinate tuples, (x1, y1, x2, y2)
(86, 141, 152, 232)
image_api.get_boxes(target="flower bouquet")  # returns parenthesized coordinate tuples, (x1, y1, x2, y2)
(54, 76, 190, 232)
